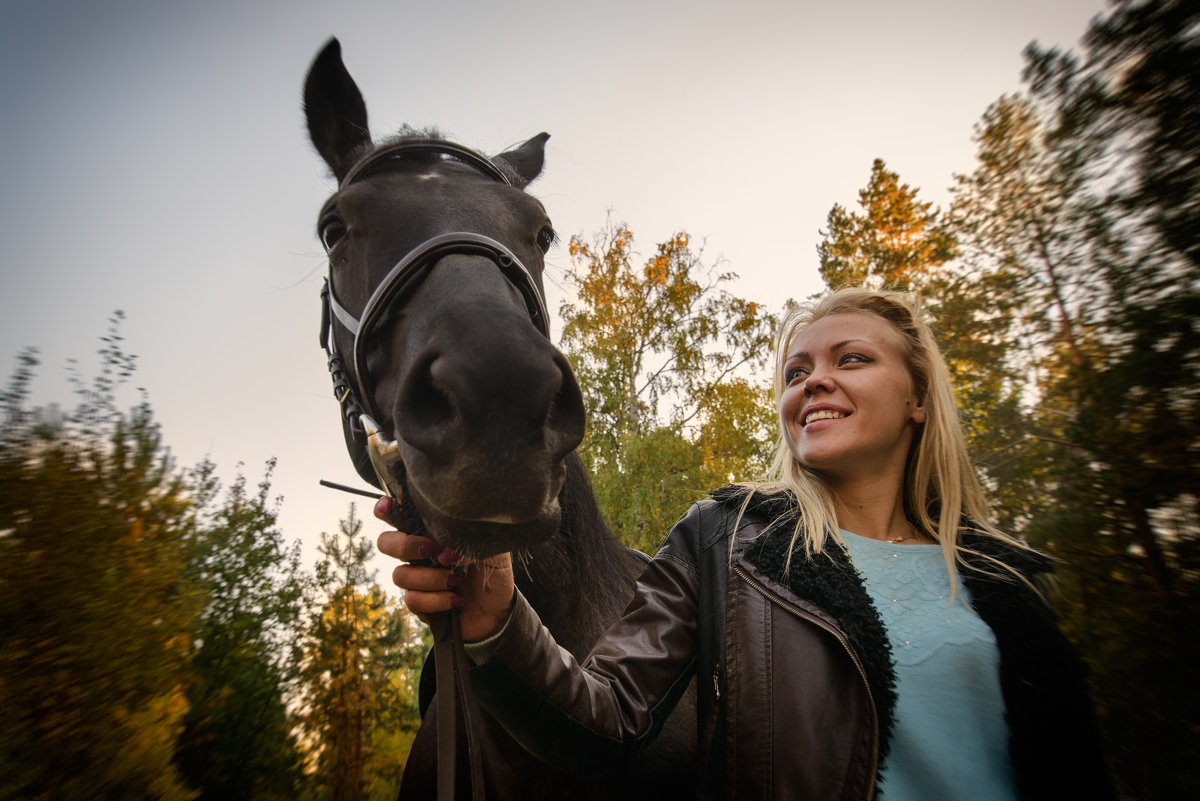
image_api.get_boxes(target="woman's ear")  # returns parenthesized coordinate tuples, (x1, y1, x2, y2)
(912, 399, 927, 425)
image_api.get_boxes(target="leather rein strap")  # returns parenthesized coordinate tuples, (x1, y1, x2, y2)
(319, 138, 552, 801)
(430, 610, 486, 800)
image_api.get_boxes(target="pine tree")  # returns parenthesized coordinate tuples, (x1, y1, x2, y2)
(949, 4, 1200, 794)
(296, 508, 424, 801)
(817, 158, 957, 292)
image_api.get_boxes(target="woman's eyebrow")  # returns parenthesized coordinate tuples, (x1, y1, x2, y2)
(788, 338, 870, 361)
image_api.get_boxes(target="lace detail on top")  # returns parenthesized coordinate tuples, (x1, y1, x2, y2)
(840, 530, 994, 667)
(840, 530, 1018, 801)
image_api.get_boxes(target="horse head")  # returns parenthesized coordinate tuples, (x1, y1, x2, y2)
(305, 38, 585, 557)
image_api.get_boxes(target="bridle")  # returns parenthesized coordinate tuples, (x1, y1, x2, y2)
(319, 137, 551, 462)
(318, 138, 551, 801)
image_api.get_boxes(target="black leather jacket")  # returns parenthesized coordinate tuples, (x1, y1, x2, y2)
(471, 490, 1113, 800)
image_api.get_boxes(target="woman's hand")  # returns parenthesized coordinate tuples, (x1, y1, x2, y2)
(374, 497, 515, 642)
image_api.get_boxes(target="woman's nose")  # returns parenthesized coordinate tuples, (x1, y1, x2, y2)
(803, 368, 833, 395)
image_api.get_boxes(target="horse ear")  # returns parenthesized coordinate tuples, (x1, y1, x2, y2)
(494, 133, 550, 189)
(304, 38, 372, 182)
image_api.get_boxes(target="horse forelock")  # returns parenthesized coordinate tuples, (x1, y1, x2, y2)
(377, 125, 448, 151)
(364, 127, 527, 188)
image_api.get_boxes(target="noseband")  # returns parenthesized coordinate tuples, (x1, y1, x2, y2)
(319, 138, 551, 452)
(318, 138, 551, 801)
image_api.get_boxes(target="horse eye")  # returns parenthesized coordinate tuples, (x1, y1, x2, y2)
(320, 219, 347, 252)
(536, 225, 557, 254)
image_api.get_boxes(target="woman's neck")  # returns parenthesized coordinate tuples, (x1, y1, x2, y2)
(828, 474, 915, 543)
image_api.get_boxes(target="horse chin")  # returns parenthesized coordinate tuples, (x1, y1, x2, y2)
(399, 445, 570, 557)
(414, 498, 562, 558)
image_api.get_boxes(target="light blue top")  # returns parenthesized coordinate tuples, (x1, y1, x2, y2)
(840, 530, 1018, 801)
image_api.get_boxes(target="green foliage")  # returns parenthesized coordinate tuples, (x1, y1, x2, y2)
(560, 221, 777, 552)
(0, 318, 325, 801)
(175, 460, 309, 801)
(296, 508, 425, 801)
(1061, 0, 1200, 274)
(0, 318, 199, 801)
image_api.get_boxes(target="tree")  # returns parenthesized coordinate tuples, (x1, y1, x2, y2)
(0, 318, 199, 801)
(952, 29, 1198, 597)
(817, 158, 957, 292)
(1065, 0, 1200, 275)
(950, 93, 1108, 376)
(948, 4, 1200, 795)
(296, 508, 424, 801)
(174, 460, 308, 801)
(559, 220, 777, 552)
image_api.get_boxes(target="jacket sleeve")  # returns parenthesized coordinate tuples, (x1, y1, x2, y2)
(467, 503, 707, 775)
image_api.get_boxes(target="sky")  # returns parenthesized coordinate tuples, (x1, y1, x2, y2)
(0, 0, 1107, 590)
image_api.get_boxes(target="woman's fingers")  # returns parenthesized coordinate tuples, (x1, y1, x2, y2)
(391, 562, 459, 593)
(375, 498, 462, 564)
(374, 495, 401, 525)
(403, 589, 465, 617)
(373, 493, 516, 640)
(377, 528, 432, 560)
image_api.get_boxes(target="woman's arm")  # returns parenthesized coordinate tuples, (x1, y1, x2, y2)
(376, 497, 705, 775)
(472, 549, 700, 773)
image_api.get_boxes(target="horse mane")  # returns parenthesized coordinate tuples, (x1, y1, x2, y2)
(558, 451, 630, 607)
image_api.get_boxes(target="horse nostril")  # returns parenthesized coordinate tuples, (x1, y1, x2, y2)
(398, 354, 456, 452)
(546, 352, 586, 454)
(396, 341, 584, 462)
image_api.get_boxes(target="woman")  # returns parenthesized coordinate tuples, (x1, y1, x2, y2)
(377, 287, 1113, 800)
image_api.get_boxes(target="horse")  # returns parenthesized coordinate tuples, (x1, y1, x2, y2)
(304, 39, 695, 800)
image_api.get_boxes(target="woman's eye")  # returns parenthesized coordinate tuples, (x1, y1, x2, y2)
(839, 352, 870, 365)
(320, 219, 347, 251)
(785, 367, 808, 384)
(536, 226, 557, 253)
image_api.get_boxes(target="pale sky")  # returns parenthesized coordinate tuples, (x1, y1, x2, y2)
(0, 0, 1105, 589)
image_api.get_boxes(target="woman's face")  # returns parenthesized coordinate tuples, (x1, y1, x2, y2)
(779, 312, 926, 484)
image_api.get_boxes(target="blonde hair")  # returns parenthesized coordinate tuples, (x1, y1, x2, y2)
(740, 287, 1029, 589)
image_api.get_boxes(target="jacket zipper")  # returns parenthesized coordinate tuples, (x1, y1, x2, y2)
(699, 666, 721, 778)
(732, 564, 879, 801)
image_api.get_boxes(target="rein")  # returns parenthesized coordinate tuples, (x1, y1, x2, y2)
(320, 138, 551, 801)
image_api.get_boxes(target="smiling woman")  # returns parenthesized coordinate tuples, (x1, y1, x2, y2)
(765, 289, 969, 561)
(779, 311, 927, 494)
(380, 286, 1116, 799)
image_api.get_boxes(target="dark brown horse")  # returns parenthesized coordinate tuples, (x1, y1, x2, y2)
(304, 39, 694, 800)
